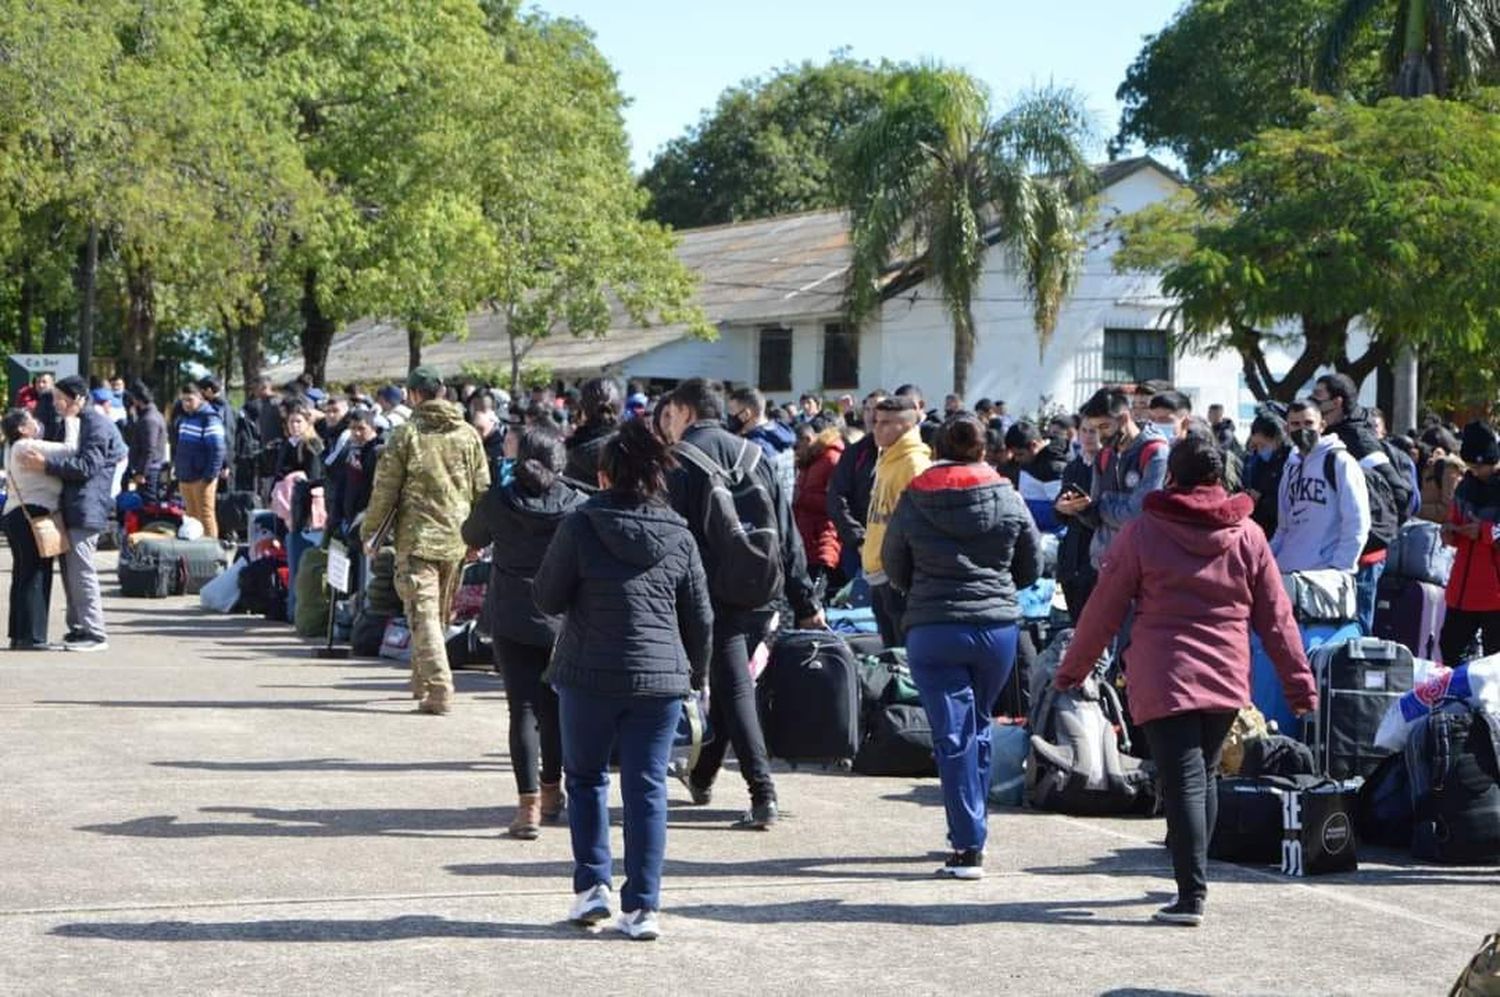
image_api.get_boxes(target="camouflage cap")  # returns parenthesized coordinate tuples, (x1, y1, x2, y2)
(407, 365, 444, 394)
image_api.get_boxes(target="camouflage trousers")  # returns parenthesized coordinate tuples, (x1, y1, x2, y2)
(394, 553, 461, 695)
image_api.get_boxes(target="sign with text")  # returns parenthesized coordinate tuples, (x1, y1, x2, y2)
(326, 541, 352, 595)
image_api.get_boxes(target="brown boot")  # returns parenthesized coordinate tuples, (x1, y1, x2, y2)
(509, 793, 541, 839)
(417, 686, 452, 715)
(539, 782, 566, 822)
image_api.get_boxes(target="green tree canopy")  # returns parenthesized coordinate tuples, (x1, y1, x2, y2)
(1115, 94, 1500, 404)
(1114, 0, 1386, 174)
(642, 55, 894, 229)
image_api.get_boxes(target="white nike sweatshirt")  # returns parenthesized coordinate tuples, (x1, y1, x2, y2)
(1270, 436, 1370, 573)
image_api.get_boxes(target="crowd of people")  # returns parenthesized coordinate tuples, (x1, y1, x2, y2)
(5, 361, 1499, 939)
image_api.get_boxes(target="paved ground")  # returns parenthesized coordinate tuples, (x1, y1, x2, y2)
(1, 548, 1497, 996)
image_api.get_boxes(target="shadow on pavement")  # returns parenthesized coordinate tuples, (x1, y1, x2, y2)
(448, 852, 943, 883)
(36, 698, 402, 716)
(152, 758, 508, 774)
(668, 894, 1163, 928)
(49, 915, 604, 943)
(77, 805, 505, 840)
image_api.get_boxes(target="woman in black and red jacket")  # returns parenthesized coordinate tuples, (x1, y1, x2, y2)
(1441, 422, 1500, 664)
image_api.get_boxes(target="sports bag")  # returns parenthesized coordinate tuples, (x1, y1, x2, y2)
(1386, 519, 1455, 587)
(1407, 702, 1500, 865)
(1281, 569, 1358, 624)
(853, 703, 936, 777)
(1211, 774, 1328, 864)
(293, 547, 330, 638)
(673, 439, 782, 609)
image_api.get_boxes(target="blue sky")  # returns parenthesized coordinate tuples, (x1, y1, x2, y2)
(540, 0, 1187, 169)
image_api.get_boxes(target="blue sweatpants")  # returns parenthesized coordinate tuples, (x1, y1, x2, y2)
(1355, 560, 1385, 636)
(557, 687, 680, 914)
(905, 622, 1019, 852)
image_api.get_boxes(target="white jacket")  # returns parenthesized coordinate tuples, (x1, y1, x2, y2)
(1271, 436, 1370, 573)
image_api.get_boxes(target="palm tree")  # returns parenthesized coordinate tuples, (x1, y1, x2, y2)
(840, 68, 1096, 399)
(1319, 0, 1500, 97)
(1319, 0, 1500, 430)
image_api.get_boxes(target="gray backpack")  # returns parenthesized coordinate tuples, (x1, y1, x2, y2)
(1027, 659, 1158, 816)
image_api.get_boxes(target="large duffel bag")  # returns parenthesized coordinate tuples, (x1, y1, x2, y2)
(1386, 519, 1455, 587)
(1305, 637, 1415, 780)
(757, 630, 860, 766)
(365, 547, 403, 617)
(293, 547, 331, 638)
(1211, 774, 1327, 864)
(119, 550, 180, 598)
(158, 538, 228, 595)
(853, 703, 935, 777)
(351, 609, 391, 658)
(1407, 702, 1500, 865)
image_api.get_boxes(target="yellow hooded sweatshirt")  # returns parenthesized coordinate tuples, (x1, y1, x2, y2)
(862, 427, 932, 581)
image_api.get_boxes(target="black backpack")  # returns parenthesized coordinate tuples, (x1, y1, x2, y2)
(673, 439, 782, 609)
(1323, 450, 1401, 549)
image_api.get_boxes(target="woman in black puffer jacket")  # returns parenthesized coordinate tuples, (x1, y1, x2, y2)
(562, 376, 623, 489)
(882, 414, 1041, 882)
(461, 422, 585, 840)
(533, 419, 712, 941)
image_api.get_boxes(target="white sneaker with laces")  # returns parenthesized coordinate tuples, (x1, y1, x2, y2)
(616, 909, 660, 941)
(568, 883, 613, 926)
(65, 639, 109, 654)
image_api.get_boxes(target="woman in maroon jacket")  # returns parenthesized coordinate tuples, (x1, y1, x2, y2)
(793, 422, 845, 593)
(1056, 434, 1317, 927)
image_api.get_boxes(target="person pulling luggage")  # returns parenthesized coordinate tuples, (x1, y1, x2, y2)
(1055, 435, 1317, 926)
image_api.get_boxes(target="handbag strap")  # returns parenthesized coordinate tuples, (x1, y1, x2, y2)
(7, 447, 34, 511)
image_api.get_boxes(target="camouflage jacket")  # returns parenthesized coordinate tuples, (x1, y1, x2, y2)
(361, 399, 490, 563)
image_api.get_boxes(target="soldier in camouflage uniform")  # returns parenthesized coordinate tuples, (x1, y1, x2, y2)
(362, 366, 490, 714)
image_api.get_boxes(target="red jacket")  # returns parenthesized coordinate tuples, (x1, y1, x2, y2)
(795, 438, 844, 571)
(1445, 475, 1500, 613)
(1056, 485, 1317, 725)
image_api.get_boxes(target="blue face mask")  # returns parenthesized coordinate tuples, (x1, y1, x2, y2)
(1257, 444, 1277, 461)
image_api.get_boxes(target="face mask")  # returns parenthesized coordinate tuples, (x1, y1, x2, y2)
(1291, 428, 1320, 454)
(1257, 444, 1278, 461)
(1153, 420, 1179, 440)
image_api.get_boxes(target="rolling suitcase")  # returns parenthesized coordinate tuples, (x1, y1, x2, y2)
(1304, 637, 1415, 780)
(119, 548, 181, 598)
(1372, 576, 1446, 663)
(1251, 621, 1361, 734)
(757, 630, 860, 766)
(143, 538, 228, 595)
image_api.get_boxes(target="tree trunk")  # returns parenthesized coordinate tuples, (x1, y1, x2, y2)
(77, 221, 98, 379)
(407, 325, 423, 372)
(238, 321, 264, 393)
(299, 268, 336, 385)
(223, 321, 236, 388)
(951, 305, 976, 400)
(43, 310, 67, 353)
(123, 264, 157, 383)
(1391, 347, 1419, 435)
(17, 264, 35, 354)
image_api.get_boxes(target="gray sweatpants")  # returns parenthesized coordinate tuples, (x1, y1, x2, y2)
(61, 529, 106, 640)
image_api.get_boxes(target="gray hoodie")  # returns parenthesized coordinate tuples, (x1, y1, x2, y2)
(1271, 435, 1370, 573)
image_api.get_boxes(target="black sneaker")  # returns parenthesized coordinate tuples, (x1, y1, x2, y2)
(670, 762, 712, 806)
(734, 800, 778, 830)
(61, 631, 88, 644)
(1153, 900, 1204, 927)
(936, 848, 985, 880)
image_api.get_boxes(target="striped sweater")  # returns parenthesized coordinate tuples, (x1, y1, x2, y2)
(174, 408, 226, 482)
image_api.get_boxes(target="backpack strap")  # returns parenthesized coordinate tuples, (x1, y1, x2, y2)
(672, 440, 727, 481)
(1138, 438, 1167, 473)
(1324, 450, 1338, 494)
(730, 439, 762, 482)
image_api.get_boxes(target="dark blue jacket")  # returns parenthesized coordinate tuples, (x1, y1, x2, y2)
(462, 477, 587, 648)
(881, 461, 1042, 630)
(47, 407, 126, 532)
(173, 407, 227, 482)
(533, 492, 712, 697)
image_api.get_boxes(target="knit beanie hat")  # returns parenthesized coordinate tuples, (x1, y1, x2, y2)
(1460, 421, 1500, 465)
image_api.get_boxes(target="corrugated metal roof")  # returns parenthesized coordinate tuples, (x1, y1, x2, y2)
(265, 159, 1176, 385)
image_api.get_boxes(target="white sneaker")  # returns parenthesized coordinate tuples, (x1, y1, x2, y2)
(616, 909, 660, 941)
(64, 639, 109, 654)
(568, 883, 613, 926)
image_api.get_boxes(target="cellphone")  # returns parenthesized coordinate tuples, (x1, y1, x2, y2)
(1059, 484, 1085, 501)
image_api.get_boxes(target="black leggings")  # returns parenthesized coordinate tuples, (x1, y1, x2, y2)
(1441, 608, 1500, 666)
(1143, 710, 1236, 907)
(690, 609, 776, 806)
(493, 636, 561, 795)
(3, 506, 55, 646)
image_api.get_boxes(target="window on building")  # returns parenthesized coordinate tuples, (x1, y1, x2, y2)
(822, 323, 859, 389)
(1102, 327, 1170, 385)
(758, 326, 793, 392)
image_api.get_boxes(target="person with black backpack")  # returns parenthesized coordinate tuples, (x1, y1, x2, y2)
(1312, 374, 1414, 633)
(659, 378, 823, 830)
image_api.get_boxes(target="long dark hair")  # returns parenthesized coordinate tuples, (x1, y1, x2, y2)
(599, 419, 676, 499)
(513, 422, 566, 495)
(579, 377, 623, 430)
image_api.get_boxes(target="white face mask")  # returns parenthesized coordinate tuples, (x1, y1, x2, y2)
(1153, 420, 1179, 440)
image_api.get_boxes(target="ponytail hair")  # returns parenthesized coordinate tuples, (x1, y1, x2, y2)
(600, 418, 676, 499)
(579, 376, 623, 430)
(513, 422, 566, 495)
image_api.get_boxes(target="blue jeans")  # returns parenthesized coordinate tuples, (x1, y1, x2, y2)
(1355, 560, 1385, 636)
(558, 688, 680, 913)
(905, 622, 1019, 852)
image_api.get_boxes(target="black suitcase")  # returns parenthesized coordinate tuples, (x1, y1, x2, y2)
(216, 491, 259, 542)
(757, 630, 860, 766)
(1304, 637, 1414, 780)
(119, 550, 180, 598)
